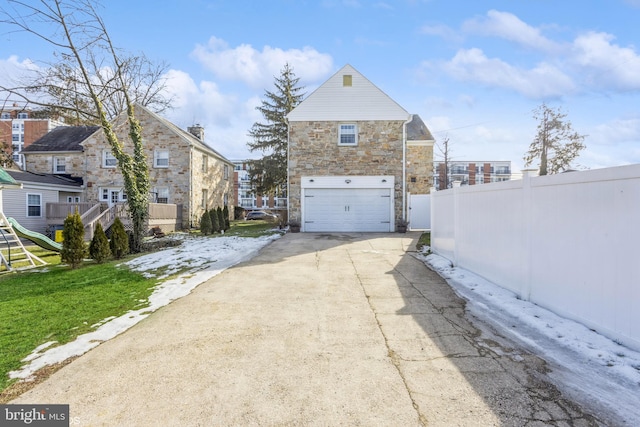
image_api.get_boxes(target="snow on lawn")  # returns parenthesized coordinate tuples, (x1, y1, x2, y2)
(419, 250, 640, 426)
(10, 233, 281, 381)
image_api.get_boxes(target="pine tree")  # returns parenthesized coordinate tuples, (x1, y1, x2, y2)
(216, 207, 225, 233)
(210, 208, 220, 233)
(110, 217, 130, 259)
(89, 222, 111, 263)
(201, 209, 212, 235)
(247, 63, 305, 196)
(222, 205, 230, 231)
(61, 211, 86, 269)
(524, 103, 586, 175)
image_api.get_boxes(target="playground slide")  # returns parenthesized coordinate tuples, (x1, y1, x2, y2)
(7, 217, 62, 252)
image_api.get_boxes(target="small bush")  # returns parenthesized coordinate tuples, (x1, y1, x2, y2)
(201, 209, 212, 235)
(217, 207, 225, 232)
(223, 205, 230, 231)
(61, 211, 87, 269)
(210, 208, 220, 233)
(110, 217, 130, 259)
(234, 206, 245, 220)
(89, 222, 111, 263)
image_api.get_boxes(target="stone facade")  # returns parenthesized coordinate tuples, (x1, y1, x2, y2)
(406, 143, 434, 194)
(23, 107, 234, 229)
(289, 120, 407, 222)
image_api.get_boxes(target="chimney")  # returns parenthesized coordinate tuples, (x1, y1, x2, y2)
(187, 124, 204, 141)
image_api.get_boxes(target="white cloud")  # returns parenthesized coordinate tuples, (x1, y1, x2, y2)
(191, 37, 333, 89)
(462, 10, 561, 54)
(570, 31, 640, 91)
(440, 48, 575, 99)
(419, 23, 463, 43)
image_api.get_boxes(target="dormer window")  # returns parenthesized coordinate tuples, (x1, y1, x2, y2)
(338, 124, 357, 146)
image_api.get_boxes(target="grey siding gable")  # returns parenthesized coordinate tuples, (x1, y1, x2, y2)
(288, 64, 410, 122)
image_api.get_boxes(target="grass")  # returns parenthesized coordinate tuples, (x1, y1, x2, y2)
(0, 255, 158, 393)
(417, 231, 431, 252)
(226, 219, 283, 237)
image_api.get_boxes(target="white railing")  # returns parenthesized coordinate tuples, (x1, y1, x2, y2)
(431, 164, 640, 352)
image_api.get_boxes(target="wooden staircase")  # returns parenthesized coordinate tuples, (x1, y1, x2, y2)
(0, 212, 46, 272)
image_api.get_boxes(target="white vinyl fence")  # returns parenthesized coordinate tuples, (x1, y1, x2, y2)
(431, 164, 640, 352)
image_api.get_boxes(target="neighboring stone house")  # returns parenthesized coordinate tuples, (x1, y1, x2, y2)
(287, 64, 434, 232)
(22, 104, 234, 228)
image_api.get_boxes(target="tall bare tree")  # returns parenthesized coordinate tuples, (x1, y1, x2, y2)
(435, 135, 452, 190)
(524, 103, 586, 175)
(1, 0, 154, 251)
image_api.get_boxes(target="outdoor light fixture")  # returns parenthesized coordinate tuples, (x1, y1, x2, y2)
(345, 179, 351, 184)
(309, 179, 314, 182)
(382, 179, 387, 183)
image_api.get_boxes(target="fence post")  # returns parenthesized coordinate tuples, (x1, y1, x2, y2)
(521, 169, 537, 301)
(452, 180, 462, 266)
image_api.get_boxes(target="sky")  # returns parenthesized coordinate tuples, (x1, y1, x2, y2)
(2, 0, 640, 171)
(8, 232, 640, 424)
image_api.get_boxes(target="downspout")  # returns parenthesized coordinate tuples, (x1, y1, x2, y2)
(402, 115, 412, 222)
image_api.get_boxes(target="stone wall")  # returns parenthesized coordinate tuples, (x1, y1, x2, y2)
(406, 144, 434, 194)
(289, 120, 405, 221)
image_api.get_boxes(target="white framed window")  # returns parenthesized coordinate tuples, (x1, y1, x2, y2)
(202, 154, 208, 172)
(54, 157, 66, 173)
(155, 187, 169, 204)
(101, 188, 109, 201)
(224, 164, 229, 180)
(201, 189, 208, 208)
(338, 124, 357, 146)
(67, 196, 80, 203)
(223, 192, 228, 206)
(154, 150, 169, 168)
(17, 112, 28, 119)
(0, 112, 10, 119)
(103, 150, 117, 168)
(27, 193, 42, 217)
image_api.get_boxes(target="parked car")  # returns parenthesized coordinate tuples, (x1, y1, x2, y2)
(245, 210, 278, 221)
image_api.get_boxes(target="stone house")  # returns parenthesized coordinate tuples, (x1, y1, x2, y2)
(287, 64, 434, 232)
(22, 104, 234, 229)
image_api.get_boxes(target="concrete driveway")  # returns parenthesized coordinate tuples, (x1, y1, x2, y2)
(12, 232, 599, 426)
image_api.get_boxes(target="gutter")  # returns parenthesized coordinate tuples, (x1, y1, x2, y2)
(402, 114, 412, 222)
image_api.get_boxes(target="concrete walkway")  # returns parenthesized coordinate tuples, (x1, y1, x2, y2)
(13, 233, 599, 426)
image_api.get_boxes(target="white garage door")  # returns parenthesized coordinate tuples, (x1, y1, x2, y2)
(303, 188, 392, 232)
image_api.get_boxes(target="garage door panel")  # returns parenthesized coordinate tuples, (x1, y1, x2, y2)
(303, 188, 392, 232)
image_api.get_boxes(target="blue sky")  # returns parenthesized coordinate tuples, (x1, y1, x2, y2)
(2, 0, 640, 171)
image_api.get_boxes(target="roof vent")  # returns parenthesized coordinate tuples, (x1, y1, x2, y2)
(343, 75, 352, 87)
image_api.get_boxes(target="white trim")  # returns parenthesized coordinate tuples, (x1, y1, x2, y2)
(53, 156, 66, 174)
(154, 149, 169, 168)
(102, 150, 117, 168)
(301, 175, 394, 189)
(338, 123, 358, 146)
(26, 192, 42, 217)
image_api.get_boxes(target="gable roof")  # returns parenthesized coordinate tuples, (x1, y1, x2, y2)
(406, 114, 435, 142)
(120, 104, 234, 166)
(6, 169, 83, 188)
(287, 64, 410, 122)
(22, 125, 100, 153)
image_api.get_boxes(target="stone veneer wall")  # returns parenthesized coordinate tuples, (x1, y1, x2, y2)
(25, 108, 234, 229)
(288, 120, 406, 222)
(406, 144, 434, 194)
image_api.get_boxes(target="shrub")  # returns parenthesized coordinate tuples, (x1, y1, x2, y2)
(110, 217, 130, 259)
(61, 211, 87, 269)
(217, 207, 225, 232)
(201, 209, 212, 235)
(89, 222, 111, 263)
(223, 205, 230, 230)
(234, 206, 245, 220)
(210, 208, 220, 233)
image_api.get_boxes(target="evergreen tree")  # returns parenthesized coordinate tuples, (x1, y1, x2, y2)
(61, 211, 86, 269)
(210, 208, 220, 233)
(110, 217, 130, 259)
(216, 207, 225, 232)
(222, 205, 230, 231)
(201, 209, 212, 235)
(524, 103, 586, 175)
(89, 222, 111, 263)
(247, 63, 305, 196)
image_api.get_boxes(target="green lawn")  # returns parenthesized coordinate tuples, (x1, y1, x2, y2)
(0, 256, 158, 393)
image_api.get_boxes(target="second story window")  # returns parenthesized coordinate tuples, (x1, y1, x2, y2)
(54, 157, 66, 173)
(338, 124, 357, 146)
(224, 164, 229, 180)
(154, 150, 169, 168)
(103, 150, 117, 168)
(202, 154, 208, 172)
